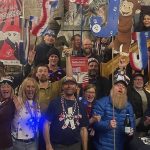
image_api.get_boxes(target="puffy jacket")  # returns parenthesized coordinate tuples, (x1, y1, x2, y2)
(93, 96, 135, 150)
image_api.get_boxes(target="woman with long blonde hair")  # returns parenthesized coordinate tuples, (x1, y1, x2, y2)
(12, 77, 41, 150)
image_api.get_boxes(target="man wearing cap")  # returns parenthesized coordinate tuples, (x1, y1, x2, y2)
(0, 76, 15, 150)
(34, 30, 59, 66)
(93, 79, 135, 150)
(127, 73, 150, 135)
(88, 57, 111, 99)
(33, 49, 73, 150)
(43, 76, 88, 150)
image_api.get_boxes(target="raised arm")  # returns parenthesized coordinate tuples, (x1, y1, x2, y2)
(64, 48, 73, 77)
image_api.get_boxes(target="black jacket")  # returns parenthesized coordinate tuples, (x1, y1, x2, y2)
(127, 85, 150, 119)
(34, 42, 56, 66)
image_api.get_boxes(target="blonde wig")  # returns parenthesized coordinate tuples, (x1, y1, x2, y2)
(18, 77, 39, 105)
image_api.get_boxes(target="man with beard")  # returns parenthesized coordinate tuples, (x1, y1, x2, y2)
(88, 58, 111, 99)
(92, 79, 135, 150)
(82, 38, 99, 60)
(43, 76, 88, 150)
(33, 49, 72, 113)
(33, 49, 72, 150)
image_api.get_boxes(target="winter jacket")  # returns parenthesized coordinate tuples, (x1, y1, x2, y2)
(93, 96, 135, 150)
(34, 42, 57, 66)
(127, 86, 150, 119)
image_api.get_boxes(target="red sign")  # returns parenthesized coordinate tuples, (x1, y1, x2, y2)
(71, 57, 89, 84)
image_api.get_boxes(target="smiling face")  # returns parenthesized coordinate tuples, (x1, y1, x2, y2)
(44, 34, 56, 45)
(71, 35, 81, 50)
(84, 87, 96, 103)
(120, 0, 134, 16)
(48, 54, 59, 66)
(62, 82, 77, 96)
(0, 83, 12, 100)
(82, 39, 93, 56)
(133, 76, 144, 90)
(143, 14, 150, 28)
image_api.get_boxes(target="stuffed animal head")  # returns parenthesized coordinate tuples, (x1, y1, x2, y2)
(120, 0, 141, 16)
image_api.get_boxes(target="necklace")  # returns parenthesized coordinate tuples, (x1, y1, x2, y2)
(60, 96, 81, 120)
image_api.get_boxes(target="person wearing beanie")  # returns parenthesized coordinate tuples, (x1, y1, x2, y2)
(0, 76, 15, 150)
(33, 29, 59, 66)
(87, 57, 111, 99)
(47, 47, 65, 82)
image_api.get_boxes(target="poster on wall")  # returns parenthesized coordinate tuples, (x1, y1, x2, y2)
(70, 57, 89, 85)
(0, 0, 22, 65)
(62, 0, 108, 31)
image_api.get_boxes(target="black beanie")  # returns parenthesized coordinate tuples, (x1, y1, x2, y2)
(47, 47, 60, 59)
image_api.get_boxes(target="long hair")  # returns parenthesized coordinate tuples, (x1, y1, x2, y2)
(18, 77, 39, 106)
(0, 84, 14, 101)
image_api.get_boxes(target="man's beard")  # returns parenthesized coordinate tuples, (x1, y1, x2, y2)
(39, 75, 48, 82)
(84, 49, 91, 55)
(110, 88, 127, 109)
(88, 69, 98, 79)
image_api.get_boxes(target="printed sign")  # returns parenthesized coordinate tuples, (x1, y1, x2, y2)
(71, 57, 89, 84)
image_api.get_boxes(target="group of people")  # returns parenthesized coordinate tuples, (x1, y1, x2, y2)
(0, 29, 150, 150)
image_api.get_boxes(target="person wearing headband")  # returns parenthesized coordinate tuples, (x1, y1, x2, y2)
(0, 76, 15, 150)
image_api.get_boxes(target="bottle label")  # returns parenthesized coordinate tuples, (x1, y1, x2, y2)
(125, 127, 130, 134)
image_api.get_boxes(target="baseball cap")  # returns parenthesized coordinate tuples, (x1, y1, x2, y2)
(63, 76, 77, 84)
(44, 30, 56, 37)
(114, 79, 128, 87)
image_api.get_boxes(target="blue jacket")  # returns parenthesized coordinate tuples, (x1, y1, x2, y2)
(93, 96, 135, 150)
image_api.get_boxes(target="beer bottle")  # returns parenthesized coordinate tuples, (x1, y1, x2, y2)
(124, 114, 131, 134)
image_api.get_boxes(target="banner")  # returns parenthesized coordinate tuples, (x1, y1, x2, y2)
(0, 0, 22, 65)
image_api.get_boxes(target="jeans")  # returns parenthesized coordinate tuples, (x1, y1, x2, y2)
(13, 139, 38, 150)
